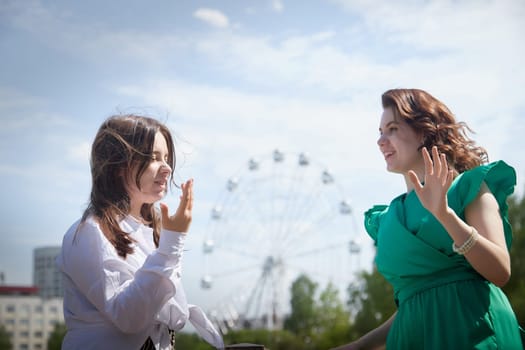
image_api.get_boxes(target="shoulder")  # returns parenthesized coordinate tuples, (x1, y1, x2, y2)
(364, 204, 390, 241)
(449, 161, 516, 214)
(62, 215, 115, 257)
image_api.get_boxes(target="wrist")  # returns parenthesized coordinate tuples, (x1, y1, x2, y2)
(158, 229, 186, 256)
(434, 206, 454, 223)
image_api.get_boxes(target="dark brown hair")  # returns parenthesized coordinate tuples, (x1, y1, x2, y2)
(82, 114, 176, 258)
(381, 88, 488, 173)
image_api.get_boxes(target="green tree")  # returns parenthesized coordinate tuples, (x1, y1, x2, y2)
(0, 325, 12, 350)
(283, 274, 354, 349)
(314, 282, 352, 349)
(47, 323, 66, 350)
(347, 267, 396, 338)
(503, 192, 525, 326)
(283, 274, 318, 339)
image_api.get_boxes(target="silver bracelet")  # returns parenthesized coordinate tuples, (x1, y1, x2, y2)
(452, 226, 479, 255)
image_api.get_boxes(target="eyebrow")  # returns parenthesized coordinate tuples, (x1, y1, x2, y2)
(379, 120, 398, 132)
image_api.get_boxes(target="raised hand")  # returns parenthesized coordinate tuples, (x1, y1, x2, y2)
(408, 146, 454, 219)
(160, 179, 194, 233)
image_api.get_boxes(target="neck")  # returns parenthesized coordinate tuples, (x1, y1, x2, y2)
(129, 202, 144, 221)
(404, 175, 415, 192)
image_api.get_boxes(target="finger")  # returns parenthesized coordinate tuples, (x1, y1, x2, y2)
(422, 147, 433, 176)
(177, 179, 192, 213)
(432, 146, 441, 177)
(440, 153, 448, 185)
(187, 179, 194, 211)
(408, 170, 423, 191)
(445, 169, 454, 189)
(179, 181, 188, 203)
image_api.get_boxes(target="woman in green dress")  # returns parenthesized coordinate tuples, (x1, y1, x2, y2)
(333, 89, 523, 349)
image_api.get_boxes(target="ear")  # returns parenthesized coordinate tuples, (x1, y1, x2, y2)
(417, 131, 425, 147)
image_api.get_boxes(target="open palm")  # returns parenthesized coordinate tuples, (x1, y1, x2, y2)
(408, 146, 454, 219)
(160, 179, 194, 233)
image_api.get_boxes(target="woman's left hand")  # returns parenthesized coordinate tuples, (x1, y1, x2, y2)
(408, 146, 454, 219)
(160, 179, 194, 233)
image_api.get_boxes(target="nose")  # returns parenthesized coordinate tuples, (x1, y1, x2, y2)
(160, 161, 172, 174)
(377, 134, 386, 147)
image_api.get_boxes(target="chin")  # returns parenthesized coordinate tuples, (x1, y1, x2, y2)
(386, 165, 401, 174)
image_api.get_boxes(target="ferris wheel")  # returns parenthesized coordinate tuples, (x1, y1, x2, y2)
(200, 149, 362, 332)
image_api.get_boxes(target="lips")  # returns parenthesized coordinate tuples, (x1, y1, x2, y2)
(383, 151, 394, 160)
(154, 180, 167, 189)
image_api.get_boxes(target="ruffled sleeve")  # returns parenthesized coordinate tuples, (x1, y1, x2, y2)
(448, 160, 516, 249)
(364, 205, 388, 243)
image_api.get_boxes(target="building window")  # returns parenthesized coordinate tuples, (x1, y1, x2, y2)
(20, 331, 30, 337)
(20, 344, 29, 350)
(35, 305, 44, 313)
(6, 305, 15, 312)
(34, 330, 43, 338)
(20, 304, 30, 313)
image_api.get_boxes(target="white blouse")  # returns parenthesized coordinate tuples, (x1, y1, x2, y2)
(57, 215, 224, 350)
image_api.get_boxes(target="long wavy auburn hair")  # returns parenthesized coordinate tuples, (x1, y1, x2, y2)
(381, 88, 488, 174)
(81, 114, 176, 258)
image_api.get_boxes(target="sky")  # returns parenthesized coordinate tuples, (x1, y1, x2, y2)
(1, 0, 524, 324)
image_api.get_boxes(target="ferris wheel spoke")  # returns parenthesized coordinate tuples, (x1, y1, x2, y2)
(274, 179, 323, 246)
(279, 211, 339, 256)
(245, 272, 268, 318)
(209, 263, 262, 279)
(273, 165, 304, 240)
(286, 241, 349, 259)
(222, 187, 276, 245)
(213, 245, 265, 261)
(212, 205, 272, 250)
(279, 186, 330, 246)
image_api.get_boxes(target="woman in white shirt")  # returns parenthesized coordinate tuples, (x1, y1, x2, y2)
(57, 114, 224, 349)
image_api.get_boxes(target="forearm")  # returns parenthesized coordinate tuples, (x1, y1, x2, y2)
(332, 312, 396, 350)
(358, 312, 395, 349)
(436, 207, 510, 286)
(93, 231, 186, 333)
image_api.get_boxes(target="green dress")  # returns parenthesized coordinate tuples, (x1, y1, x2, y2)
(365, 161, 523, 349)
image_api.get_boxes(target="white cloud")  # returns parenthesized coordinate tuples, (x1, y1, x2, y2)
(193, 8, 230, 28)
(67, 141, 91, 163)
(311, 31, 335, 42)
(334, 0, 524, 51)
(0, 88, 71, 130)
(2, 1, 187, 65)
(115, 78, 384, 192)
(271, 0, 284, 13)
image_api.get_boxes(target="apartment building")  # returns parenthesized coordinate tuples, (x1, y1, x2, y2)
(0, 285, 64, 350)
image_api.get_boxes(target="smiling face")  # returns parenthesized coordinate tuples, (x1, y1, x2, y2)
(377, 107, 425, 178)
(126, 131, 172, 216)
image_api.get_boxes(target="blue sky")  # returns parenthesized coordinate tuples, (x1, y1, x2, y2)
(1, 0, 524, 320)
